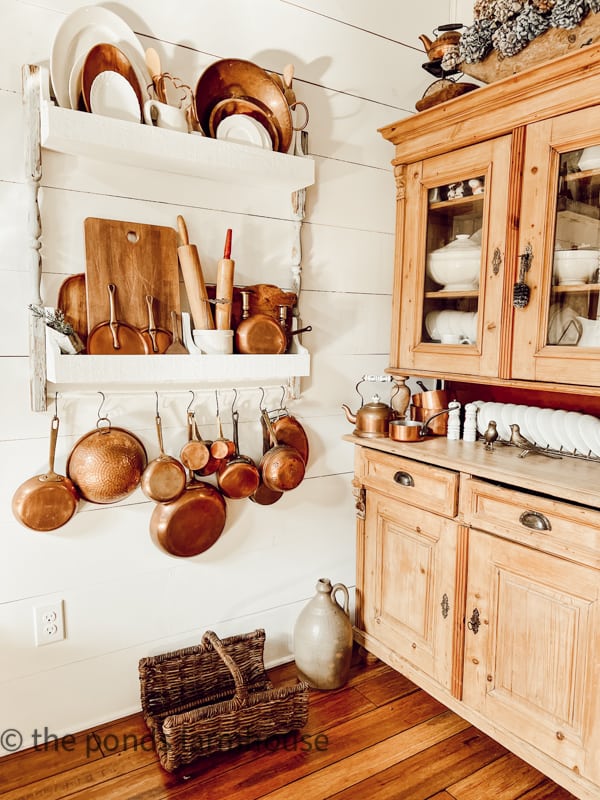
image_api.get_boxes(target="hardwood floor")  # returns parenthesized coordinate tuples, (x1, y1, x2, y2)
(0, 654, 576, 800)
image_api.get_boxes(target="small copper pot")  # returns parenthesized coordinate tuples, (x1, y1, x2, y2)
(389, 409, 450, 442)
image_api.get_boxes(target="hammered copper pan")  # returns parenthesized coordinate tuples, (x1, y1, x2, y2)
(12, 415, 79, 531)
(67, 420, 147, 504)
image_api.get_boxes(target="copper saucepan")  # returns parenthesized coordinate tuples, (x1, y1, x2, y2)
(250, 410, 284, 506)
(260, 410, 305, 492)
(141, 409, 186, 503)
(180, 410, 210, 471)
(217, 410, 260, 499)
(389, 409, 451, 442)
(12, 414, 79, 531)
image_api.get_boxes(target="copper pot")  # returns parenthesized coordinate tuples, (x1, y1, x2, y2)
(260, 410, 305, 492)
(389, 409, 450, 442)
(216, 410, 260, 499)
(67, 419, 147, 504)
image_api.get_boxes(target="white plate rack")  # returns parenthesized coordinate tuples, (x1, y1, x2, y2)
(473, 399, 600, 462)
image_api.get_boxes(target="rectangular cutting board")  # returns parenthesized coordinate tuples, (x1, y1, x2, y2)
(84, 218, 180, 334)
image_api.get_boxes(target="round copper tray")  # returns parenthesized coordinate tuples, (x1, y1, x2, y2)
(195, 58, 292, 152)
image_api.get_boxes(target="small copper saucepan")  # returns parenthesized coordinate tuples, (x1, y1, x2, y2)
(389, 409, 450, 442)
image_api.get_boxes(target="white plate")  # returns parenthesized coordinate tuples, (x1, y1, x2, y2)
(500, 403, 518, 440)
(216, 114, 273, 149)
(578, 414, 600, 457)
(68, 51, 87, 110)
(476, 402, 492, 436)
(511, 404, 533, 442)
(524, 406, 548, 448)
(538, 407, 561, 451)
(89, 71, 141, 123)
(50, 6, 150, 109)
(564, 411, 589, 455)
(551, 409, 577, 453)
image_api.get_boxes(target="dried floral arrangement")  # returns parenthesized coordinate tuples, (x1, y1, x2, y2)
(459, 0, 600, 63)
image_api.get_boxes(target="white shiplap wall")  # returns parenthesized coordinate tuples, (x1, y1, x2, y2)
(0, 0, 473, 747)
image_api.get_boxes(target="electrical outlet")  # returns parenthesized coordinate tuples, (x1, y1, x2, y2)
(33, 601, 65, 646)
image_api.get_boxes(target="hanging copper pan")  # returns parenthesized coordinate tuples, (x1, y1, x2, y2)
(12, 414, 79, 531)
(259, 410, 305, 492)
(271, 412, 309, 465)
(216, 410, 260, 499)
(67, 417, 147, 503)
(250, 410, 283, 506)
(141, 410, 186, 503)
(180, 410, 210, 471)
(149, 476, 227, 557)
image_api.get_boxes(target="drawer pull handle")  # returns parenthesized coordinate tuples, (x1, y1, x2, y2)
(519, 510, 551, 532)
(393, 470, 414, 487)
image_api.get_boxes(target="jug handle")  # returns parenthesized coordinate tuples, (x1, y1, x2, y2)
(331, 582, 350, 615)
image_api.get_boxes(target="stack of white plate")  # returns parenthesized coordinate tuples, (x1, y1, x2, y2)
(473, 400, 600, 456)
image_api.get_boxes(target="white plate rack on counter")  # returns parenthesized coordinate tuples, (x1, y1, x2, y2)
(23, 63, 315, 411)
(474, 399, 600, 461)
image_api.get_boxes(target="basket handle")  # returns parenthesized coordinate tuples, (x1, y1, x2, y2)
(201, 630, 249, 705)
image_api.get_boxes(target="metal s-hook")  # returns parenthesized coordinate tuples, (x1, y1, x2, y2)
(279, 385, 286, 411)
(258, 387, 266, 411)
(96, 391, 110, 431)
(53, 392, 59, 420)
(231, 387, 238, 413)
(187, 390, 195, 414)
(155, 391, 160, 416)
(97, 391, 106, 420)
(214, 389, 220, 417)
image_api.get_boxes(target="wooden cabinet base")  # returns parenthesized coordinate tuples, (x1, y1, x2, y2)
(354, 628, 599, 800)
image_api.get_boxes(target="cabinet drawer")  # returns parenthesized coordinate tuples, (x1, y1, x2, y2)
(460, 477, 600, 567)
(356, 447, 458, 518)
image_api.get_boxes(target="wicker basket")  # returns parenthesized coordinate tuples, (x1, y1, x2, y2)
(139, 628, 310, 772)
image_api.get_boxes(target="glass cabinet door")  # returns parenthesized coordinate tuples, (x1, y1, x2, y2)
(393, 136, 512, 378)
(549, 149, 600, 348)
(423, 176, 485, 347)
(512, 106, 600, 387)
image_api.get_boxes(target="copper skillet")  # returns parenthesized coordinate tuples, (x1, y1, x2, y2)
(260, 410, 305, 492)
(216, 410, 260, 499)
(87, 284, 149, 355)
(250, 410, 283, 506)
(12, 413, 79, 531)
(141, 402, 187, 503)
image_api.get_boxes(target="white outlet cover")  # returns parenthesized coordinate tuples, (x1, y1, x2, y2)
(34, 601, 65, 646)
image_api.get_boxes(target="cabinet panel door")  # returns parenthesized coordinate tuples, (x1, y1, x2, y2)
(512, 106, 600, 387)
(393, 136, 512, 378)
(362, 490, 460, 692)
(463, 530, 600, 782)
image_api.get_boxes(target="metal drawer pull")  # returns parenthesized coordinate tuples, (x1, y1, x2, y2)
(393, 470, 414, 487)
(519, 510, 552, 532)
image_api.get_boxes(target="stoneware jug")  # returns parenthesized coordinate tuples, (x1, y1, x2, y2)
(293, 578, 353, 690)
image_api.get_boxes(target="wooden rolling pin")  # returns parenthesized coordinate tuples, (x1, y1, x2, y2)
(215, 229, 234, 330)
(176, 215, 214, 330)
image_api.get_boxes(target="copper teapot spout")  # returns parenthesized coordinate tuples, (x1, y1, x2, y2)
(419, 34, 433, 53)
(341, 404, 357, 425)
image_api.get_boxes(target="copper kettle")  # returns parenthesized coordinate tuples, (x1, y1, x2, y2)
(342, 376, 399, 439)
(419, 23, 463, 61)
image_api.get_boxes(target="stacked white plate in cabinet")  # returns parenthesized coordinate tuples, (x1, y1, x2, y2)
(474, 401, 600, 456)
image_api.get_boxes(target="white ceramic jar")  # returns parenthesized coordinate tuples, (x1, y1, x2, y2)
(427, 233, 481, 291)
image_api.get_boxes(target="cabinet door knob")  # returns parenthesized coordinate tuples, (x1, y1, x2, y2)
(393, 470, 414, 487)
(519, 510, 551, 531)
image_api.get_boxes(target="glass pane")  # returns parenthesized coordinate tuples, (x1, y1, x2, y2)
(549, 150, 600, 347)
(422, 176, 485, 346)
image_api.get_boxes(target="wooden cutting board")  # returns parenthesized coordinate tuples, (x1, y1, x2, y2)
(84, 218, 180, 334)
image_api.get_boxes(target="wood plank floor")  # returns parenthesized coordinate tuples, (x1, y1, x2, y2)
(0, 653, 577, 800)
